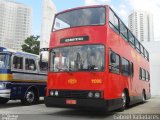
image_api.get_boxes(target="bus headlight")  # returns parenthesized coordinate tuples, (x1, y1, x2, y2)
(88, 91, 101, 98)
(0, 83, 6, 89)
(88, 92, 94, 98)
(50, 91, 54, 96)
(94, 92, 101, 98)
(55, 91, 59, 96)
(49, 90, 59, 96)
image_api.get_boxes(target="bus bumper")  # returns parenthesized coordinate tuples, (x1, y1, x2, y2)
(0, 89, 11, 99)
(45, 97, 122, 111)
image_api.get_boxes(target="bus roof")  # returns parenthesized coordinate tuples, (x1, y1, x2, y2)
(0, 47, 39, 59)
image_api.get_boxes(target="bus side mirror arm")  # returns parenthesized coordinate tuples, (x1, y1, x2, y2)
(52, 52, 56, 65)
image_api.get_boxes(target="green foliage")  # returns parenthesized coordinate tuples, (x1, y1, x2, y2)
(22, 35, 40, 55)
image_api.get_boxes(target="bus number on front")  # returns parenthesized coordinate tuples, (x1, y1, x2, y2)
(91, 79, 102, 84)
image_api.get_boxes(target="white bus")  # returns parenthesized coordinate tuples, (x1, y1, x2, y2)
(0, 47, 47, 105)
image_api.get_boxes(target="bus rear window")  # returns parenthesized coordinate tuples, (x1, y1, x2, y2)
(53, 7, 105, 31)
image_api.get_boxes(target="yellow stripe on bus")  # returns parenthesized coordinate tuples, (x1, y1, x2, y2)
(0, 79, 47, 83)
(0, 74, 13, 80)
(0, 74, 46, 83)
(11, 80, 46, 83)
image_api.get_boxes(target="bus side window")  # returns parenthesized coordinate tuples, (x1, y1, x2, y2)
(109, 50, 120, 74)
(25, 58, 36, 71)
(139, 68, 142, 80)
(121, 58, 130, 76)
(142, 68, 146, 81)
(128, 31, 135, 48)
(130, 62, 134, 77)
(120, 21, 128, 41)
(148, 72, 150, 81)
(140, 44, 144, 56)
(135, 39, 140, 53)
(109, 8, 119, 34)
(146, 51, 149, 61)
(13, 56, 23, 70)
(146, 71, 149, 81)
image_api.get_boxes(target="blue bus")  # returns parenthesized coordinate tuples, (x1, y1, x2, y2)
(0, 47, 47, 105)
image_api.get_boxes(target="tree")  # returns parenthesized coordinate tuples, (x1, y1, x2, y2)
(22, 35, 40, 55)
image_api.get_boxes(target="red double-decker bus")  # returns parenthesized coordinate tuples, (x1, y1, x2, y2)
(45, 5, 151, 111)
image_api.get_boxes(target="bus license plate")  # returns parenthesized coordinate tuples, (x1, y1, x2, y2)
(66, 99, 77, 105)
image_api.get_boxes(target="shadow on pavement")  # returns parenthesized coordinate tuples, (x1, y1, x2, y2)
(126, 101, 149, 110)
(47, 109, 116, 119)
(0, 100, 44, 109)
(46, 101, 150, 119)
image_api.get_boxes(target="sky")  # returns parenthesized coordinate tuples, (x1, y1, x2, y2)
(14, 0, 160, 41)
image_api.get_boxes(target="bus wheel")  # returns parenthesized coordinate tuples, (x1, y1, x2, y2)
(120, 91, 128, 111)
(141, 91, 146, 103)
(21, 90, 38, 105)
(0, 98, 9, 104)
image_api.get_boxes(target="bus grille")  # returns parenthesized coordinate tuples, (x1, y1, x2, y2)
(57, 90, 89, 99)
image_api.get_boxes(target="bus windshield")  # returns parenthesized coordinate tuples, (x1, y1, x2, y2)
(53, 7, 106, 31)
(0, 53, 10, 69)
(50, 45, 105, 72)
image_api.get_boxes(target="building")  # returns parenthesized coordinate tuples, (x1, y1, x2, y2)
(142, 41, 160, 96)
(40, 0, 56, 49)
(40, 0, 56, 60)
(0, 0, 32, 51)
(128, 11, 154, 42)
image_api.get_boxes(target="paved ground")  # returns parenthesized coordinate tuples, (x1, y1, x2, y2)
(0, 96, 160, 120)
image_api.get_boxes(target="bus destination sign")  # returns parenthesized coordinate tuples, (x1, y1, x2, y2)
(60, 36, 89, 43)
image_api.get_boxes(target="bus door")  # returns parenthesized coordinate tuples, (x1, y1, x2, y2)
(121, 58, 131, 95)
(108, 50, 121, 98)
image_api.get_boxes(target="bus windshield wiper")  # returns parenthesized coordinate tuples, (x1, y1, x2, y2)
(56, 67, 71, 72)
(56, 67, 64, 71)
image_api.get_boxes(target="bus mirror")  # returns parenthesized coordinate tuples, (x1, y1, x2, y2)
(52, 52, 56, 64)
(40, 50, 49, 62)
(111, 53, 116, 63)
(52, 56, 54, 64)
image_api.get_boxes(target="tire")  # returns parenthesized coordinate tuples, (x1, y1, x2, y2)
(21, 89, 39, 105)
(141, 91, 146, 103)
(0, 98, 9, 104)
(120, 91, 129, 111)
(121, 92, 127, 110)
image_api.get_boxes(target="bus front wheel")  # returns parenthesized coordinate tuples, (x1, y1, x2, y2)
(21, 89, 39, 105)
(0, 98, 9, 104)
(120, 91, 129, 111)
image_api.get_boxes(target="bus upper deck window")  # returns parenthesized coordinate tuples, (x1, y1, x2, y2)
(53, 7, 106, 31)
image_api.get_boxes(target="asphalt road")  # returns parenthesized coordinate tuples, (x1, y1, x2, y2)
(0, 96, 160, 120)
